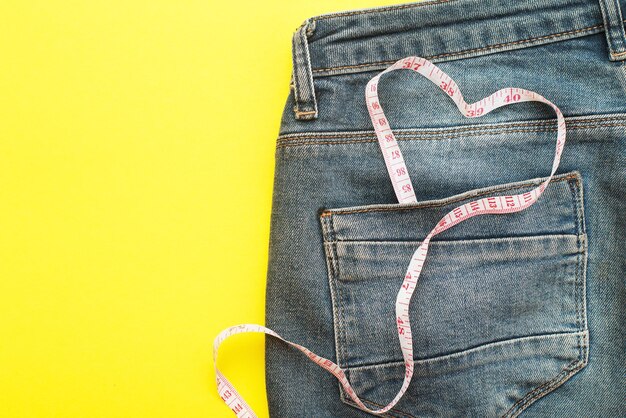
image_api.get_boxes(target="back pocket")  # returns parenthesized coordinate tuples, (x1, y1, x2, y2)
(319, 171, 588, 418)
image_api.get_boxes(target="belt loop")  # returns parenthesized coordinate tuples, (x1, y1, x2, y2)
(291, 19, 318, 120)
(599, 0, 626, 60)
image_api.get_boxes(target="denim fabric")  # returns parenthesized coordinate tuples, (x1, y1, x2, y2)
(266, 0, 626, 416)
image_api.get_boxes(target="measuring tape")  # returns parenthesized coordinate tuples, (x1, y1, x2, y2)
(214, 56, 567, 417)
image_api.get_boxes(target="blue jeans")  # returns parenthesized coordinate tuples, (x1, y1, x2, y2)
(265, 0, 626, 416)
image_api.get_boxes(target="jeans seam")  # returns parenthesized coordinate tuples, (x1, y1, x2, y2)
(338, 331, 589, 418)
(575, 209, 582, 334)
(320, 174, 576, 217)
(276, 124, 626, 148)
(320, 214, 346, 369)
(501, 176, 588, 417)
(277, 115, 626, 140)
(568, 177, 582, 332)
(330, 213, 351, 369)
(341, 331, 586, 371)
(574, 175, 589, 331)
(503, 332, 589, 417)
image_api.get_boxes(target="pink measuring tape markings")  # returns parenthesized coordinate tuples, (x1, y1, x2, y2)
(214, 56, 567, 417)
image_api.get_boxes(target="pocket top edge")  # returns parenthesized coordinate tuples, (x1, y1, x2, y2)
(320, 171, 584, 242)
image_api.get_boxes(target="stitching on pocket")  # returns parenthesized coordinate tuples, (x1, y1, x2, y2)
(321, 214, 347, 367)
(502, 332, 589, 418)
(321, 172, 588, 417)
(567, 173, 588, 334)
(572, 179, 583, 332)
(320, 174, 576, 217)
(337, 332, 589, 418)
(502, 177, 589, 417)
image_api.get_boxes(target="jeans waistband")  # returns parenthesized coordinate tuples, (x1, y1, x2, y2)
(290, 0, 626, 120)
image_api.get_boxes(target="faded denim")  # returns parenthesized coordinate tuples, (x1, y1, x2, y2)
(265, 0, 626, 416)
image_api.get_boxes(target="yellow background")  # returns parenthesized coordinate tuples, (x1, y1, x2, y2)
(0, 1, 404, 416)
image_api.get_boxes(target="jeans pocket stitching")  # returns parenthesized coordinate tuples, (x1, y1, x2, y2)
(320, 173, 577, 217)
(321, 213, 346, 367)
(502, 331, 589, 418)
(319, 171, 589, 416)
(337, 331, 589, 418)
(503, 177, 589, 417)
